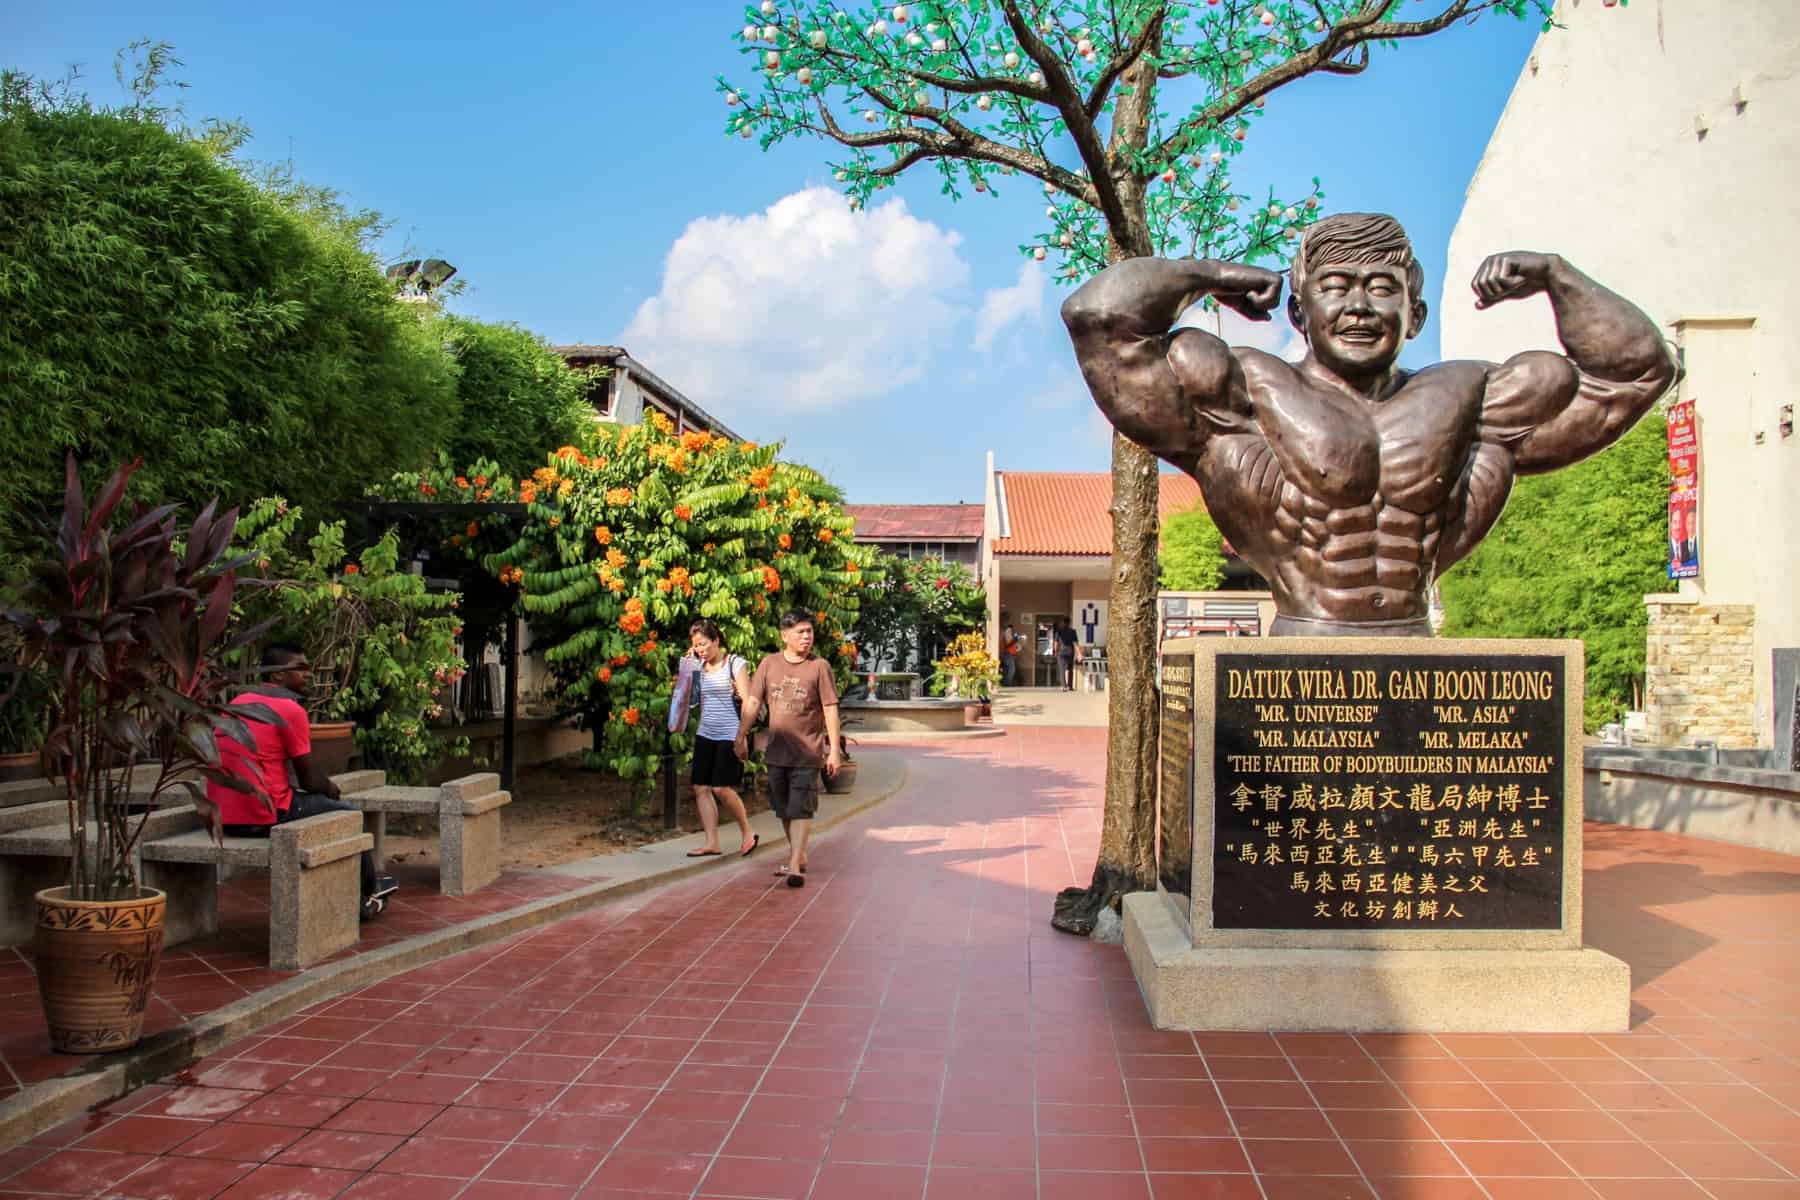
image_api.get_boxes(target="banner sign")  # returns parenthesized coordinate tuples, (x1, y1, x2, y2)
(1667, 399, 1699, 580)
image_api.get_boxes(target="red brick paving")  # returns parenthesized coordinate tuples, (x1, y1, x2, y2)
(2, 728, 1798, 1200)
(0, 864, 595, 1101)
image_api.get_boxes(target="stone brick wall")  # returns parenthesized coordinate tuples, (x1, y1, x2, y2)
(1644, 600, 1758, 747)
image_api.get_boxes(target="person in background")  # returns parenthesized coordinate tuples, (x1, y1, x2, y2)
(735, 610, 842, 888)
(209, 643, 394, 919)
(1000, 614, 1020, 688)
(1053, 620, 1079, 691)
(682, 619, 759, 858)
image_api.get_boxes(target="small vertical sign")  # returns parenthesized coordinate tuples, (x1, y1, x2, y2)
(1667, 399, 1700, 580)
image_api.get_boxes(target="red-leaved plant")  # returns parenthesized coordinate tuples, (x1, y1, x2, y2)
(1, 455, 274, 901)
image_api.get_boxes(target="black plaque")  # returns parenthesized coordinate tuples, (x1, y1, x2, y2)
(1158, 654, 1195, 902)
(1211, 652, 1565, 931)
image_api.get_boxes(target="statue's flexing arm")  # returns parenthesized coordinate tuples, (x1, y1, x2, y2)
(1060, 257, 1284, 474)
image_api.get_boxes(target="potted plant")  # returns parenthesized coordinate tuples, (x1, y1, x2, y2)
(929, 633, 1001, 722)
(228, 498, 466, 783)
(0, 649, 51, 782)
(3, 457, 271, 1053)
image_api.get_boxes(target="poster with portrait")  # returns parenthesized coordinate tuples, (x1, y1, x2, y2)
(1666, 399, 1700, 580)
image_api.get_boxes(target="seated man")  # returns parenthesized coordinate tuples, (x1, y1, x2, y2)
(207, 643, 395, 920)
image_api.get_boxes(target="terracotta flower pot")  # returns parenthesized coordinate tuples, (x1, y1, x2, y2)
(308, 721, 358, 779)
(34, 886, 166, 1054)
(824, 760, 858, 794)
(0, 750, 44, 783)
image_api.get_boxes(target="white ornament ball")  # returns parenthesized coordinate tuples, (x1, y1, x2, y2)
(1003, 51, 1020, 69)
(1269, 203, 1282, 215)
(725, 91, 740, 106)
(1032, 247, 1047, 261)
(761, 0, 776, 12)
(1283, 206, 1296, 220)
(1045, 205, 1057, 217)
(1162, 169, 1177, 183)
(1076, 38, 1092, 54)
(1059, 231, 1073, 246)
(927, 22, 939, 33)
(1227, 197, 1241, 211)
(796, 67, 813, 85)
(1043, 181, 1056, 195)
(932, 37, 947, 52)
(873, 18, 888, 35)
(1028, 71, 1043, 85)
(1314, 18, 1326, 31)
(1305, 197, 1319, 209)
(906, 32, 923, 47)
(809, 29, 827, 48)
(835, 169, 847, 181)
(863, 109, 878, 123)
(974, 180, 987, 192)
(1209, 150, 1223, 164)
(741, 126, 753, 139)
(1261, 10, 1275, 26)
(763, 24, 778, 42)
(743, 25, 757, 40)
(892, 4, 909, 22)
(1233, 127, 1247, 141)
(976, 95, 993, 111)
(765, 50, 781, 67)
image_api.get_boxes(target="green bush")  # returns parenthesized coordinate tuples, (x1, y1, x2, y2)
(1159, 502, 1226, 592)
(1439, 415, 1669, 730)
(434, 314, 600, 479)
(0, 74, 458, 558)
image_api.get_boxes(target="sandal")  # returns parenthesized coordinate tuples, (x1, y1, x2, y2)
(740, 834, 760, 858)
(686, 849, 722, 858)
(773, 865, 790, 877)
(786, 874, 805, 888)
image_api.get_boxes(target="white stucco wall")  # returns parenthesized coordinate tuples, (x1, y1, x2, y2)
(1440, 0, 1800, 747)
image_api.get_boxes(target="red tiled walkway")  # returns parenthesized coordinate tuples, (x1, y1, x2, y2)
(3, 729, 1798, 1200)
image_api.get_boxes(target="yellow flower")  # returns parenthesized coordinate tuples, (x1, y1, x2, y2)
(650, 411, 675, 435)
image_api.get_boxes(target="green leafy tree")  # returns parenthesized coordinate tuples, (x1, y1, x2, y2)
(1159, 501, 1225, 591)
(434, 314, 604, 480)
(718, 0, 1550, 934)
(850, 551, 986, 673)
(1439, 414, 1667, 731)
(0, 56, 458, 559)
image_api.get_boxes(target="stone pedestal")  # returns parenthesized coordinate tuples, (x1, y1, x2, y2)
(1129, 637, 1631, 1033)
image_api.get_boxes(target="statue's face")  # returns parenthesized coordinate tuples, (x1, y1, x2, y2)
(1292, 261, 1424, 381)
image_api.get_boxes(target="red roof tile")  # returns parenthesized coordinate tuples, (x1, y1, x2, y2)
(843, 504, 983, 541)
(996, 471, 1203, 556)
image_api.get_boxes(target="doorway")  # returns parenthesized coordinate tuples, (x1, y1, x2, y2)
(1034, 615, 1068, 688)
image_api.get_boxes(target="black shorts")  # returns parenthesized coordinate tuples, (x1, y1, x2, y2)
(767, 764, 821, 821)
(691, 736, 744, 789)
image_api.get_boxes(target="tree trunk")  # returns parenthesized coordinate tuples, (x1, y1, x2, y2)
(1052, 44, 1166, 936)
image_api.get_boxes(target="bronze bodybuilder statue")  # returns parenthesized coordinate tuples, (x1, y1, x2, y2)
(1063, 213, 1679, 636)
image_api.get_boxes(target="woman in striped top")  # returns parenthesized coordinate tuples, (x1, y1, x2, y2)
(685, 619, 758, 857)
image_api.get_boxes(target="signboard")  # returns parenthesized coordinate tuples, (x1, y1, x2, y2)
(1210, 652, 1566, 931)
(1667, 399, 1700, 580)
(1077, 599, 1108, 650)
(1157, 653, 1195, 903)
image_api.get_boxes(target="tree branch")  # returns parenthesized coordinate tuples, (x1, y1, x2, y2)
(1084, 9, 1163, 121)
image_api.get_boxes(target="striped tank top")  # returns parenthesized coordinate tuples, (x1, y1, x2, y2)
(695, 655, 744, 741)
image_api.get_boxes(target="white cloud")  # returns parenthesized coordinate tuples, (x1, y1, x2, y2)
(970, 260, 1044, 352)
(621, 187, 969, 421)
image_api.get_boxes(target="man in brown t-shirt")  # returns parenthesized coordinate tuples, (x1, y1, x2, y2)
(735, 610, 842, 888)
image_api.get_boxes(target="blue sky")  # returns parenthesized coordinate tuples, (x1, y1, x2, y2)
(5, 2, 1544, 504)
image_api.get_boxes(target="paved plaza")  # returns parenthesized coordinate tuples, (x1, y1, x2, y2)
(2, 728, 1797, 1199)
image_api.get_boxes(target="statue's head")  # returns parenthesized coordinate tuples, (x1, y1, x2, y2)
(1288, 213, 1428, 381)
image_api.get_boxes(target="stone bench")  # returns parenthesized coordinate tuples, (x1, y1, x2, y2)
(0, 802, 200, 946)
(335, 770, 510, 896)
(840, 697, 972, 733)
(139, 810, 371, 971)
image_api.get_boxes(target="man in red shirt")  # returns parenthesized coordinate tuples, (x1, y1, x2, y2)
(208, 644, 392, 918)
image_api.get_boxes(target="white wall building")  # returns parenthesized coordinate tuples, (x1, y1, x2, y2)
(1439, 0, 1799, 749)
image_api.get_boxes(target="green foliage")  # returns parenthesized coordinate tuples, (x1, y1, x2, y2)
(718, 1, 1548, 282)
(380, 420, 878, 782)
(849, 552, 986, 673)
(0, 68, 459, 559)
(1159, 501, 1225, 591)
(227, 498, 468, 781)
(1439, 415, 1669, 730)
(433, 314, 603, 480)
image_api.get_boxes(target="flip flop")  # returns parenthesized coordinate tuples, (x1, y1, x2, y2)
(786, 874, 805, 888)
(740, 834, 760, 858)
(686, 849, 722, 858)
(773, 865, 790, 877)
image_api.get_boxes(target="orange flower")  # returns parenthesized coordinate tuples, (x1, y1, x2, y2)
(650, 411, 675, 435)
(656, 578, 672, 593)
(668, 566, 690, 587)
(818, 528, 834, 543)
(554, 445, 582, 462)
(668, 450, 688, 474)
(624, 596, 645, 613)
(557, 478, 574, 499)
(816, 611, 827, 624)
(639, 557, 653, 568)
(473, 474, 488, 487)
(466, 521, 480, 538)
(612, 654, 631, 666)
(846, 560, 859, 573)
(712, 435, 730, 450)
(418, 482, 437, 497)
(757, 497, 769, 510)
(740, 441, 758, 453)
(548, 516, 561, 528)
(778, 533, 792, 550)
(762, 566, 781, 593)
(606, 548, 627, 568)
(703, 542, 716, 553)
(607, 577, 624, 593)
(518, 481, 538, 505)
(620, 610, 645, 635)
(594, 525, 611, 545)
(681, 431, 710, 452)
(774, 551, 785, 560)
(622, 706, 641, 726)
(787, 487, 801, 502)
(606, 487, 634, 506)
(640, 639, 658, 656)
(747, 466, 773, 490)
(533, 466, 559, 488)
(343, 564, 360, 576)
(839, 642, 856, 659)
(674, 504, 691, 522)
(455, 476, 469, 489)
(477, 487, 493, 501)
(596, 666, 612, 683)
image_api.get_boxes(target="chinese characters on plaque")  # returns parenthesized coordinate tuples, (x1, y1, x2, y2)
(1211, 653, 1565, 931)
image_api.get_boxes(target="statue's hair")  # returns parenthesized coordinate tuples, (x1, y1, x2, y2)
(1291, 212, 1424, 299)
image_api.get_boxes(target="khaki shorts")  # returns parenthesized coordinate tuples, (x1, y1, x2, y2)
(767, 764, 821, 820)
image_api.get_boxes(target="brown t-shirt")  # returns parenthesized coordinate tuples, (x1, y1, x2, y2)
(748, 653, 840, 768)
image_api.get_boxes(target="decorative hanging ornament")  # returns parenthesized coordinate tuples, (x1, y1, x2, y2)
(809, 28, 827, 47)
(1210, 150, 1224, 164)
(906, 31, 923, 47)
(863, 109, 879, 122)
(976, 95, 993, 110)
(761, 0, 776, 13)
(1032, 247, 1047, 261)
(1227, 197, 1240, 211)
(1233, 127, 1247, 141)
(1260, 10, 1275, 26)
(796, 67, 813, 85)
(1045, 205, 1057, 217)
(762, 25, 778, 42)
(1004, 51, 1020, 69)
(892, 4, 909, 22)
(1043, 181, 1056, 195)
(835, 169, 848, 181)
(873, 19, 888, 35)
(932, 38, 947, 51)
(1059, 231, 1073, 246)
(1027, 70, 1044, 85)
(1076, 38, 1092, 54)
(726, 91, 740, 106)
(743, 25, 757, 41)
(765, 51, 781, 68)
